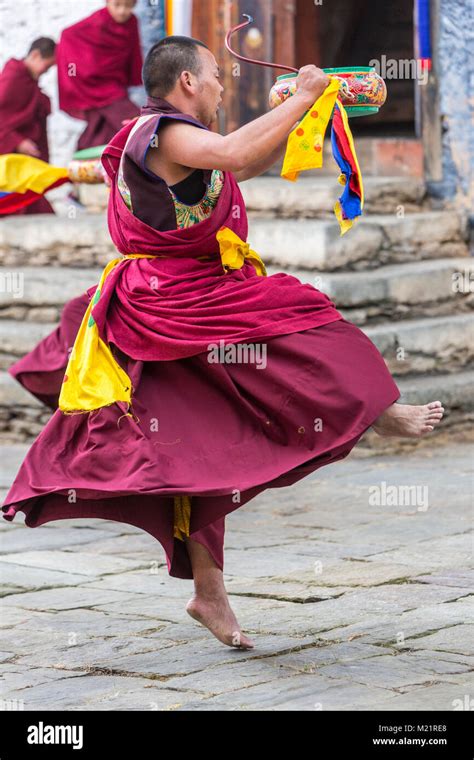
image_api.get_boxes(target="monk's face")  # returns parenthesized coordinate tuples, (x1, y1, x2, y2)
(193, 47, 224, 127)
(106, 0, 136, 24)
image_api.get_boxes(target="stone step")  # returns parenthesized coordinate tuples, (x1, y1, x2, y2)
(0, 268, 99, 323)
(251, 211, 469, 271)
(0, 370, 51, 443)
(364, 313, 474, 375)
(0, 216, 112, 269)
(1, 312, 472, 377)
(1, 209, 468, 272)
(1, 258, 472, 326)
(240, 176, 429, 217)
(0, 368, 471, 445)
(0, 320, 58, 370)
(76, 174, 429, 215)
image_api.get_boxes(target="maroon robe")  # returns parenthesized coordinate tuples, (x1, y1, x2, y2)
(57, 7, 143, 150)
(0, 58, 53, 214)
(2, 99, 402, 580)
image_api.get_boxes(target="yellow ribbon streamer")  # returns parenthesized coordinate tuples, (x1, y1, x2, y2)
(281, 77, 340, 182)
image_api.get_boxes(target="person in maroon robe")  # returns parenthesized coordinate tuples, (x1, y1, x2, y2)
(3, 38, 446, 651)
(0, 37, 56, 214)
(56, 0, 143, 152)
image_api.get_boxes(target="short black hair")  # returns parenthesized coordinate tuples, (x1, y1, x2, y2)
(142, 36, 209, 98)
(27, 37, 56, 58)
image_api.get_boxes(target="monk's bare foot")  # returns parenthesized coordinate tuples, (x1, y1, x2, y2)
(372, 400, 445, 438)
(186, 593, 255, 649)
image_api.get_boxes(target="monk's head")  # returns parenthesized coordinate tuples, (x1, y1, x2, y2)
(106, 0, 136, 24)
(143, 36, 223, 127)
(24, 38, 56, 79)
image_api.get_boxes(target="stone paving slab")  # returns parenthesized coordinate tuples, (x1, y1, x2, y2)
(1, 549, 149, 576)
(1, 441, 472, 710)
(318, 598, 473, 646)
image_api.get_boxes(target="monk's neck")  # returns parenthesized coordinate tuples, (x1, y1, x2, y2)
(149, 94, 209, 128)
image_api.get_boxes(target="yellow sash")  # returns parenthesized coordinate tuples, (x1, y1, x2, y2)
(216, 226, 267, 277)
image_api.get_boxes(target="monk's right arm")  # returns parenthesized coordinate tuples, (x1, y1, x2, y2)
(156, 91, 315, 174)
(223, 91, 318, 170)
(150, 65, 329, 174)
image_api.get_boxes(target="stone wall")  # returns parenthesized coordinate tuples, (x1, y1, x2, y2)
(432, 0, 473, 226)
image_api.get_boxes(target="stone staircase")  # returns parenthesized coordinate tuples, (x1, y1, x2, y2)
(0, 174, 472, 449)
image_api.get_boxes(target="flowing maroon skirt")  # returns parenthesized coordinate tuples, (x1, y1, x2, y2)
(3, 292, 401, 578)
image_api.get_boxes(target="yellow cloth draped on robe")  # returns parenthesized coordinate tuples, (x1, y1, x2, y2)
(58, 228, 267, 543)
(173, 495, 192, 541)
(216, 226, 267, 277)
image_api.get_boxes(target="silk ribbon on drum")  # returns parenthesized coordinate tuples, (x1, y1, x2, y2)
(281, 77, 364, 235)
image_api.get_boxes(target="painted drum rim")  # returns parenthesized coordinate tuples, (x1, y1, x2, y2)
(276, 67, 376, 82)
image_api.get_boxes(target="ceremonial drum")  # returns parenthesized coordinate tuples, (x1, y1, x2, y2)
(269, 66, 387, 117)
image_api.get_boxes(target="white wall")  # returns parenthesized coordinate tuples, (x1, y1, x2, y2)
(0, 0, 104, 167)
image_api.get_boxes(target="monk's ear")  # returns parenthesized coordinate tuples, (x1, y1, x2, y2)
(180, 70, 197, 94)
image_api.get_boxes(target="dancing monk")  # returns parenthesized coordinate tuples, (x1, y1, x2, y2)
(56, 0, 143, 151)
(0, 37, 56, 214)
(3, 37, 445, 650)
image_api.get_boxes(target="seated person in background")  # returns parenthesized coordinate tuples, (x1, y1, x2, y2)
(0, 37, 56, 214)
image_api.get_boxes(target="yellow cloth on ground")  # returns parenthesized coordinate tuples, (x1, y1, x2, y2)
(281, 77, 340, 182)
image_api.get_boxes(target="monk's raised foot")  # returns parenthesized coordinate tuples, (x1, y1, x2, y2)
(372, 400, 445, 438)
(186, 594, 255, 649)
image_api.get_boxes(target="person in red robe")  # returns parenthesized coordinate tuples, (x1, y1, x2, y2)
(56, 0, 143, 152)
(0, 37, 56, 214)
(3, 39, 446, 651)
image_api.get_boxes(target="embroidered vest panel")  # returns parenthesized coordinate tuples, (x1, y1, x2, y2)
(117, 104, 224, 231)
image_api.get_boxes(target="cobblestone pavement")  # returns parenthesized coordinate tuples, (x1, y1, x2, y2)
(0, 436, 472, 711)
